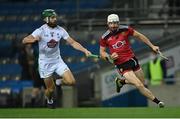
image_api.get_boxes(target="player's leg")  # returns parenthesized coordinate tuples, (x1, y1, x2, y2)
(134, 67, 152, 96)
(44, 76, 55, 99)
(39, 71, 55, 104)
(38, 60, 58, 108)
(115, 58, 136, 93)
(44, 76, 56, 108)
(114, 70, 127, 93)
(123, 70, 164, 107)
(134, 68, 147, 87)
(55, 59, 75, 86)
(56, 70, 76, 86)
(61, 70, 76, 85)
(55, 77, 63, 107)
(124, 71, 154, 99)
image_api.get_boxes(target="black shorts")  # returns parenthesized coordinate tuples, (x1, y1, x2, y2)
(116, 57, 140, 75)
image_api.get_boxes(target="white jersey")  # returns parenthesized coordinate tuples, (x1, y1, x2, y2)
(32, 24, 69, 60)
(31, 24, 70, 78)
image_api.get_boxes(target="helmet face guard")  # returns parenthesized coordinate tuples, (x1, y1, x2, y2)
(107, 14, 120, 32)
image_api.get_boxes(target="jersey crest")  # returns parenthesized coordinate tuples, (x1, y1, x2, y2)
(47, 39, 58, 48)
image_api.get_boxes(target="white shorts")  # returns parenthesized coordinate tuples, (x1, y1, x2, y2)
(38, 57, 70, 78)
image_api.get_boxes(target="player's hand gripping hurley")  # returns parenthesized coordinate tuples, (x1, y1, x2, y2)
(152, 45, 168, 61)
(88, 54, 114, 64)
(157, 50, 169, 61)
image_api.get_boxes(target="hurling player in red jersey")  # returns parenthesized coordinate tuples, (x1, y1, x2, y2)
(99, 14, 164, 108)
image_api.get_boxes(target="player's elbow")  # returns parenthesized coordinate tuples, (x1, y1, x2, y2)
(22, 36, 36, 44)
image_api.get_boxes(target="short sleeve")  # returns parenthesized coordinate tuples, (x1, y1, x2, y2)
(61, 28, 70, 40)
(128, 26, 134, 36)
(99, 38, 107, 47)
(32, 28, 42, 38)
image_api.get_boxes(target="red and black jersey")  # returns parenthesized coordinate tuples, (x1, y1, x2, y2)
(100, 25, 135, 65)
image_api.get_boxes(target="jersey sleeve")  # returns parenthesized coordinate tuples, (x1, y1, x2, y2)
(99, 38, 107, 47)
(61, 28, 70, 40)
(31, 28, 42, 38)
(128, 26, 134, 36)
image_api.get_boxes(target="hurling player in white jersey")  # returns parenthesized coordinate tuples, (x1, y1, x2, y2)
(22, 9, 92, 108)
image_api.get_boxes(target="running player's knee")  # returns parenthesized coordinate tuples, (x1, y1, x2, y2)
(66, 79, 76, 85)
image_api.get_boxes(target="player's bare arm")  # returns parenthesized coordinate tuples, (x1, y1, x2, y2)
(100, 46, 118, 62)
(133, 30, 159, 53)
(100, 46, 108, 60)
(66, 37, 92, 57)
(22, 35, 39, 44)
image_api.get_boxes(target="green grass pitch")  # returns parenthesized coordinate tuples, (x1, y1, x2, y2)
(0, 107, 180, 118)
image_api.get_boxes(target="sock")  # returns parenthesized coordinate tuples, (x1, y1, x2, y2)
(120, 79, 126, 85)
(153, 97, 160, 104)
(55, 79, 62, 86)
